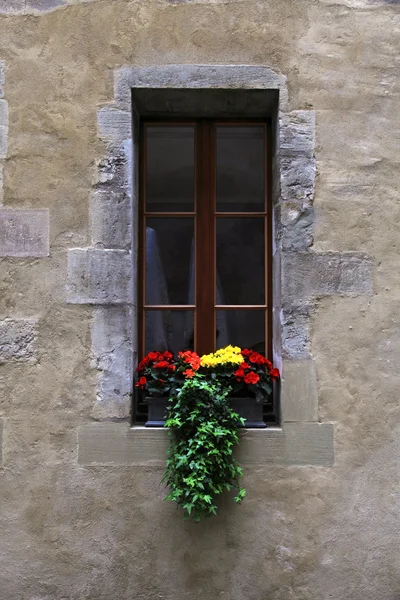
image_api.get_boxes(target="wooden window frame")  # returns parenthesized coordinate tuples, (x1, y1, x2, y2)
(137, 118, 275, 422)
(139, 118, 272, 358)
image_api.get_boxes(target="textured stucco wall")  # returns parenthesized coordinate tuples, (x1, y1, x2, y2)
(0, 1, 399, 599)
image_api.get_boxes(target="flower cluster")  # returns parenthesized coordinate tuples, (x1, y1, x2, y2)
(178, 350, 201, 379)
(135, 346, 280, 400)
(200, 345, 243, 368)
(136, 350, 176, 393)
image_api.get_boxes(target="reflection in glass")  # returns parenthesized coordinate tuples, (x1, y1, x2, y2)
(145, 311, 194, 356)
(215, 310, 265, 354)
(145, 219, 194, 305)
(217, 218, 265, 305)
(216, 126, 265, 212)
(146, 126, 195, 212)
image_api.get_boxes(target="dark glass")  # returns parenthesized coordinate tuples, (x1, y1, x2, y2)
(216, 126, 265, 212)
(145, 310, 194, 356)
(145, 218, 194, 305)
(146, 125, 195, 212)
(216, 218, 265, 305)
(215, 310, 265, 353)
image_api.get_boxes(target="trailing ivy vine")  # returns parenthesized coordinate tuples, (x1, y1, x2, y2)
(162, 375, 246, 521)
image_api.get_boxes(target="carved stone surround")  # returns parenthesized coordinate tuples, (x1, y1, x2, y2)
(61, 64, 373, 466)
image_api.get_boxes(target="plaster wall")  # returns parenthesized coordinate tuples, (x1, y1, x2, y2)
(0, 1, 399, 599)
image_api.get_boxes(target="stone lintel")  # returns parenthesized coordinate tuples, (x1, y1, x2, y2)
(67, 248, 132, 305)
(282, 359, 318, 422)
(78, 422, 334, 467)
(0, 209, 49, 257)
(0, 319, 36, 363)
(114, 64, 288, 111)
(283, 251, 373, 300)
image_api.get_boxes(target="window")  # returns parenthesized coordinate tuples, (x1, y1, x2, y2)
(136, 119, 276, 422)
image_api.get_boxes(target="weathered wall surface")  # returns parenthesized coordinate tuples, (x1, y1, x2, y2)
(0, 1, 399, 599)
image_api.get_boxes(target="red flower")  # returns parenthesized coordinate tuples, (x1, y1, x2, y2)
(183, 368, 196, 378)
(270, 368, 280, 380)
(163, 351, 173, 360)
(154, 360, 169, 369)
(241, 348, 252, 357)
(157, 379, 165, 385)
(147, 351, 160, 361)
(244, 372, 260, 385)
(264, 358, 273, 370)
(135, 376, 147, 389)
(234, 367, 245, 381)
(167, 364, 176, 372)
(240, 362, 250, 370)
(249, 352, 264, 364)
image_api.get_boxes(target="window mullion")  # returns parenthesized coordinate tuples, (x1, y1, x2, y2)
(195, 120, 215, 356)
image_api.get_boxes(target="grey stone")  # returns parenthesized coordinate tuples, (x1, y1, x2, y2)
(0, 209, 49, 257)
(282, 360, 319, 422)
(94, 148, 128, 188)
(281, 155, 316, 202)
(78, 422, 334, 467)
(0, 161, 3, 205)
(281, 203, 314, 250)
(26, 0, 66, 9)
(0, 319, 36, 363)
(66, 248, 132, 305)
(0, 100, 8, 127)
(283, 252, 374, 300)
(91, 306, 133, 421)
(97, 106, 132, 146)
(0, 62, 4, 99)
(0, 419, 2, 465)
(280, 110, 316, 158)
(0, 0, 25, 13)
(90, 189, 131, 250)
(115, 64, 288, 111)
(282, 303, 312, 359)
(0, 125, 7, 159)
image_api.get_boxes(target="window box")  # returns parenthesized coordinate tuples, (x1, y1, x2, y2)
(145, 396, 266, 428)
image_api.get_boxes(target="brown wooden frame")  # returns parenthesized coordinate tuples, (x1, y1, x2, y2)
(138, 119, 272, 359)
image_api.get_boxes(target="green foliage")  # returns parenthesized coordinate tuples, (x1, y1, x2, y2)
(162, 375, 246, 522)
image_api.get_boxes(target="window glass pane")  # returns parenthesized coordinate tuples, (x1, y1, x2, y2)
(146, 126, 195, 212)
(145, 218, 194, 305)
(216, 126, 265, 212)
(145, 310, 194, 356)
(216, 218, 265, 305)
(215, 310, 265, 354)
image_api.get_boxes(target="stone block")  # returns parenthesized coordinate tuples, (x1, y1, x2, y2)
(0, 319, 36, 363)
(0, 0, 25, 13)
(0, 125, 7, 159)
(281, 203, 314, 250)
(97, 106, 132, 146)
(283, 252, 373, 300)
(26, 0, 66, 9)
(78, 422, 334, 467)
(0, 419, 3, 465)
(0, 162, 3, 205)
(280, 155, 316, 202)
(90, 189, 131, 249)
(0, 61, 4, 98)
(280, 110, 316, 158)
(282, 360, 319, 422)
(67, 248, 132, 305)
(282, 303, 312, 359)
(0, 209, 49, 257)
(91, 306, 133, 420)
(115, 64, 288, 110)
(0, 100, 8, 127)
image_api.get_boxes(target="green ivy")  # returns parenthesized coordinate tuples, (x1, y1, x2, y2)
(162, 375, 246, 522)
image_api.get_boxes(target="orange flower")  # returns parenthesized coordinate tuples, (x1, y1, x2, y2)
(183, 368, 196, 378)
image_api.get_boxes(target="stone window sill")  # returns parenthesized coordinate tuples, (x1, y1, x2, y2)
(78, 422, 333, 467)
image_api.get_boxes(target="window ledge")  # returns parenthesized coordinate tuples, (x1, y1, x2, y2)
(78, 422, 334, 467)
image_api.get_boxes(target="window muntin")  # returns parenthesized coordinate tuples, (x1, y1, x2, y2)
(139, 119, 271, 361)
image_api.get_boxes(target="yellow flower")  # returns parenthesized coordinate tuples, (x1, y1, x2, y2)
(200, 345, 243, 367)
